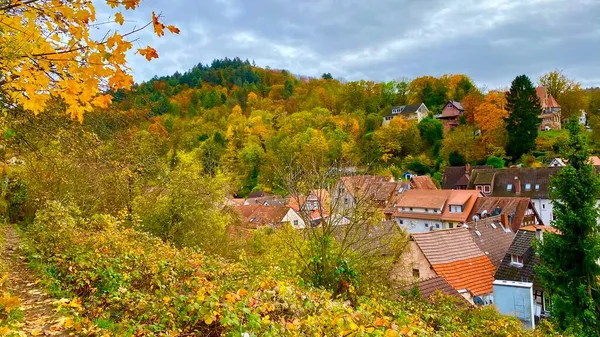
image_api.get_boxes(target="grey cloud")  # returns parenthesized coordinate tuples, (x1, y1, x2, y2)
(94, 0, 600, 87)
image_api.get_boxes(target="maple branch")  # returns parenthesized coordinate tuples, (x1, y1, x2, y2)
(0, 0, 41, 12)
(19, 20, 152, 58)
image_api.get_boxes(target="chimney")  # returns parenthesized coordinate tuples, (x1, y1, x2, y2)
(501, 213, 509, 229)
(465, 163, 471, 175)
(514, 177, 521, 195)
(536, 227, 543, 243)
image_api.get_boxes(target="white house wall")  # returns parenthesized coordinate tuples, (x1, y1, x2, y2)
(395, 218, 444, 233)
(283, 209, 306, 229)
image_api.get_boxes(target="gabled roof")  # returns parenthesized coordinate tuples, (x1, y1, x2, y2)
(412, 228, 495, 296)
(394, 189, 451, 210)
(442, 165, 492, 189)
(245, 195, 286, 206)
(412, 228, 484, 265)
(442, 190, 483, 222)
(495, 230, 542, 289)
(470, 197, 542, 230)
(410, 176, 438, 190)
(401, 276, 462, 299)
(472, 171, 495, 185)
(393, 189, 482, 223)
(536, 86, 560, 109)
(448, 100, 464, 110)
(466, 215, 516, 268)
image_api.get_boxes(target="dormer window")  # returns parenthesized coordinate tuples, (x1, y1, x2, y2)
(525, 184, 531, 191)
(507, 184, 513, 191)
(449, 205, 463, 213)
(510, 254, 523, 267)
(535, 184, 540, 190)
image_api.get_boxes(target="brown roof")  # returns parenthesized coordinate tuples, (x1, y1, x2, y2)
(536, 86, 560, 109)
(402, 276, 461, 298)
(410, 176, 438, 190)
(411, 228, 484, 265)
(235, 205, 292, 229)
(340, 175, 399, 202)
(442, 165, 492, 189)
(245, 195, 286, 206)
(466, 215, 516, 268)
(589, 156, 600, 166)
(433, 256, 496, 296)
(470, 197, 542, 231)
(467, 167, 562, 199)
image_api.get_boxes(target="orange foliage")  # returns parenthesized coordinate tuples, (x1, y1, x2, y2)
(474, 91, 508, 135)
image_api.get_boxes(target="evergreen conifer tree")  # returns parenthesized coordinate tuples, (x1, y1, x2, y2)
(504, 75, 542, 160)
(536, 120, 600, 336)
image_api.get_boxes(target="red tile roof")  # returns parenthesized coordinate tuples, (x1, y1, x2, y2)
(536, 86, 560, 109)
(411, 228, 496, 296)
(235, 205, 292, 229)
(410, 176, 438, 190)
(470, 197, 542, 231)
(432, 256, 496, 296)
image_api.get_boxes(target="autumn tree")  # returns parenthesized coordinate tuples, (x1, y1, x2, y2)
(539, 71, 588, 120)
(0, 0, 178, 121)
(504, 75, 541, 161)
(539, 70, 575, 100)
(441, 125, 484, 164)
(537, 120, 600, 336)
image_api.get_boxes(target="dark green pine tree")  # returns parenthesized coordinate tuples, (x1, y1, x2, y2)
(504, 75, 542, 160)
(536, 120, 600, 336)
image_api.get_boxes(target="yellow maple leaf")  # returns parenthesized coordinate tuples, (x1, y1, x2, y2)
(138, 46, 158, 61)
(167, 25, 180, 34)
(114, 12, 124, 25)
(152, 11, 164, 37)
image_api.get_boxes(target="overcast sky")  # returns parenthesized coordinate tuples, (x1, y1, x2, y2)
(100, 0, 600, 88)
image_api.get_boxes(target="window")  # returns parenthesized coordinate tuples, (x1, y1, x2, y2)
(542, 204, 546, 209)
(525, 183, 531, 191)
(399, 220, 404, 225)
(425, 208, 429, 212)
(449, 205, 463, 213)
(412, 268, 420, 278)
(507, 184, 513, 191)
(436, 224, 440, 229)
(511, 254, 524, 267)
(425, 223, 429, 227)
(293, 220, 299, 227)
(483, 185, 491, 193)
(410, 207, 413, 211)
(449, 224, 454, 229)
(535, 184, 540, 190)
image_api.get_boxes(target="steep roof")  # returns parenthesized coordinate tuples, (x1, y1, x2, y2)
(466, 215, 516, 268)
(410, 176, 438, 190)
(470, 197, 542, 231)
(442, 190, 483, 223)
(433, 256, 496, 296)
(411, 228, 496, 296)
(442, 165, 492, 189)
(536, 86, 560, 109)
(495, 230, 542, 289)
(412, 228, 483, 265)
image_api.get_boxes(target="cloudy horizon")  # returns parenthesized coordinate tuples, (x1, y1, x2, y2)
(101, 0, 600, 88)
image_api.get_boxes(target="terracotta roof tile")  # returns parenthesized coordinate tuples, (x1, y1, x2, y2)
(395, 189, 451, 209)
(410, 176, 438, 190)
(470, 197, 542, 231)
(235, 205, 292, 228)
(433, 256, 496, 296)
(412, 228, 483, 265)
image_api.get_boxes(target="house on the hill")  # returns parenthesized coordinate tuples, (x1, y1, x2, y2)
(436, 100, 464, 130)
(382, 103, 429, 125)
(400, 228, 496, 305)
(536, 86, 561, 131)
